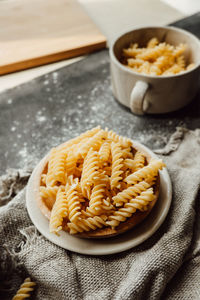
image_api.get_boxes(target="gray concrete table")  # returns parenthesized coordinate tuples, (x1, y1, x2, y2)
(0, 13, 200, 175)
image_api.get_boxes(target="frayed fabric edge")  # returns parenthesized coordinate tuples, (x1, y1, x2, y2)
(0, 168, 32, 207)
(18, 226, 40, 256)
(0, 227, 39, 281)
(154, 127, 188, 155)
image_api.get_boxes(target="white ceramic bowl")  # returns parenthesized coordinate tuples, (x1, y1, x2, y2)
(26, 140, 172, 255)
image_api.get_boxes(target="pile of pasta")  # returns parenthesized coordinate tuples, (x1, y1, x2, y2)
(39, 127, 165, 236)
(122, 37, 194, 76)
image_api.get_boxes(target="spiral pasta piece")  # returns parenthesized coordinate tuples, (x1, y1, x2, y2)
(124, 188, 154, 211)
(125, 159, 165, 185)
(40, 186, 59, 199)
(124, 151, 145, 172)
(155, 53, 174, 69)
(49, 187, 68, 234)
(137, 43, 166, 61)
(46, 149, 67, 186)
(163, 64, 182, 75)
(113, 181, 151, 206)
(106, 188, 154, 228)
(123, 47, 143, 58)
(99, 141, 110, 162)
(127, 58, 144, 68)
(138, 61, 152, 74)
(122, 147, 134, 159)
(110, 142, 124, 189)
(57, 126, 101, 152)
(133, 151, 145, 172)
(78, 129, 107, 157)
(46, 148, 57, 184)
(67, 215, 107, 234)
(147, 37, 159, 48)
(101, 200, 114, 216)
(12, 277, 36, 300)
(173, 44, 186, 57)
(87, 174, 113, 215)
(124, 159, 136, 171)
(81, 209, 95, 218)
(40, 186, 59, 209)
(177, 55, 185, 69)
(81, 149, 100, 198)
(66, 184, 82, 223)
(150, 64, 162, 76)
(66, 176, 84, 200)
(107, 130, 132, 148)
(65, 151, 79, 176)
(87, 181, 106, 214)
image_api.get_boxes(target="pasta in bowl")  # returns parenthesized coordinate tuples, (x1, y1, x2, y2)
(37, 127, 165, 238)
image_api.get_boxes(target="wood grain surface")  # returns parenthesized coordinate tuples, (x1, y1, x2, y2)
(0, 0, 106, 75)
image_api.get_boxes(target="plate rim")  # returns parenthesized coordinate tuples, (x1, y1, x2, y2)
(26, 140, 172, 255)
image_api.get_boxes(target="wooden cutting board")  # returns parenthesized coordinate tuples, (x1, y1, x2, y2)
(0, 0, 106, 75)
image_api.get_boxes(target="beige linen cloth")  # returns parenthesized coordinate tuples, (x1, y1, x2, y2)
(0, 127, 200, 300)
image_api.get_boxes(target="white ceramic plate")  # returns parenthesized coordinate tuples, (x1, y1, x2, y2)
(26, 141, 172, 255)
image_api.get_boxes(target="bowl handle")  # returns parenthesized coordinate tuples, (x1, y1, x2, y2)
(130, 81, 149, 115)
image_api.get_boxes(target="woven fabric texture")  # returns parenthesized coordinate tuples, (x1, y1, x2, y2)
(0, 128, 200, 300)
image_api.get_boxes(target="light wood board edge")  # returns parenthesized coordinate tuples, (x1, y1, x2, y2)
(0, 41, 106, 75)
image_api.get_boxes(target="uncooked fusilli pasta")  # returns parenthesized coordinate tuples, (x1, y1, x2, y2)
(107, 130, 132, 148)
(132, 151, 145, 172)
(40, 185, 59, 209)
(106, 188, 155, 228)
(66, 183, 82, 223)
(87, 174, 113, 215)
(46, 149, 67, 186)
(113, 180, 151, 206)
(78, 129, 106, 157)
(99, 141, 110, 162)
(12, 277, 36, 300)
(49, 187, 68, 234)
(65, 151, 79, 176)
(39, 126, 165, 235)
(67, 215, 107, 234)
(81, 149, 100, 198)
(40, 186, 59, 200)
(110, 142, 124, 189)
(57, 126, 101, 152)
(122, 37, 195, 75)
(125, 159, 165, 185)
